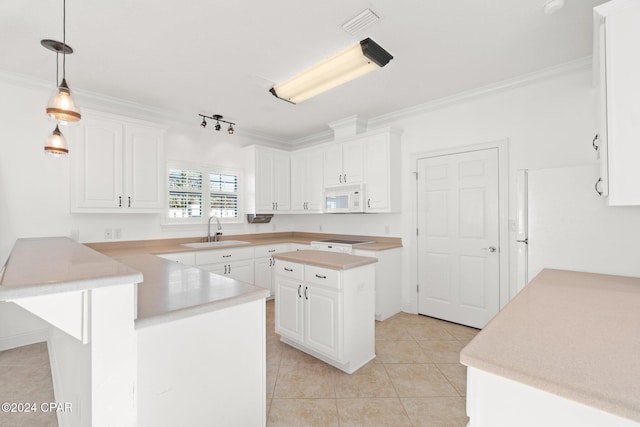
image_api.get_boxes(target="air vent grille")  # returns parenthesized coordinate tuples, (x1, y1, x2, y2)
(341, 9, 380, 35)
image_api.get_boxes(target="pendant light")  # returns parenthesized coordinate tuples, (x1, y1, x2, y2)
(44, 125, 69, 157)
(45, 0, 81, 124)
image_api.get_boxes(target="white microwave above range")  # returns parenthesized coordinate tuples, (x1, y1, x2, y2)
(324, 184, 365, 213)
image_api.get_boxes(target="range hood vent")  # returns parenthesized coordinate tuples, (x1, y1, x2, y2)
(247, 214, 274, 224)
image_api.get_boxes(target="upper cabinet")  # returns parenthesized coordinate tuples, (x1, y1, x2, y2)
(290, 147, 324, 213)
(593, 0, 640, 205)
(323, 139, 364, 186)
(246, 146, 291, 214)
(70, 112, 166, 213)
(363, 129, 402, 213)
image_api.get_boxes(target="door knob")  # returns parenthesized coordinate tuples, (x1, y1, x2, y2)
(482, 246, 497, 253)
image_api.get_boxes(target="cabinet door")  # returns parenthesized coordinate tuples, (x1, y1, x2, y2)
(227, 259, 254, 283)
(254, 257, 273, 294)
(364, 133, 390, 211)
(275, 277, 304, 343)
(273, 151, 291, 211)
(290, 151, 307, 212)
(305, 148, 325, 211)
(255, 149, 276, 212)
(72, 116, 123, 210)
(341, 139, 364, 184)
(304, 284, 341, 359)
(124, 125, 165, 210)
(323, 143, 344, 186)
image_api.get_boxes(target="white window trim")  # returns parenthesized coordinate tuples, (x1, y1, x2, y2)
(164, 160, 243, 226)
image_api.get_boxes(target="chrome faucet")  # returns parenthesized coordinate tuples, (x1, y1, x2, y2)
(207, 215, 222, 242)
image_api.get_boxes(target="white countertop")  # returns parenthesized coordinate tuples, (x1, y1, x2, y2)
(115, 254, 268, 329)
(0, 237, 142, 300)
(460, 269, 640, 423)
(272, 249, 377, 270)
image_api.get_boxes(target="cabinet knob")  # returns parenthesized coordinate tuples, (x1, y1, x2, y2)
(315, 274, 327, 279)
(592, 134, 599, 151)
(367, 198, 371, 208)
(304, 286, 308, 300)
(118, 196, 122, 208)
(284, 267, 293, 272)
(128, 196, 131, 208)
(297, 284, 302, 298)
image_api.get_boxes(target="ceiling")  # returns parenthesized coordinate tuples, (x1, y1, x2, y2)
(1, 0, 607, 144)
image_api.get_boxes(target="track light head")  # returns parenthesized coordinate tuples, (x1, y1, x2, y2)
(200, 118, 207, 128)
(227, 124, 234, 135)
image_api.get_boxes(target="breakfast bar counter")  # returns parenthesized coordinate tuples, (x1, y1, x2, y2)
(460, 269, 640, 427)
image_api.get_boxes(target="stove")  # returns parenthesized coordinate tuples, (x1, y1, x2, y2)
(310, 239, 374, 254)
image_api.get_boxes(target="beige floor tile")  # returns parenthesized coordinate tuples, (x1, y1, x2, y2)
(436, 363, 467, 396)
(266, 364, 279, 399)
(375, 340, 430, 364)
(268, 398, 339, 427)
(439, 322, 480, 344)
(401, 396, 469, 427)
(273, 363, 336, 398)
(336, 397, 412, 427)
(0, 343, 49, 367)
(384, 364, 458, 397)
(416, 340, 466, 363)
(334, 362, 397, 398)
(403, 323, 457, 341)
(375, 319, 412, 340)
(266, 335, 287, 366)
(279, 345, 327, 366)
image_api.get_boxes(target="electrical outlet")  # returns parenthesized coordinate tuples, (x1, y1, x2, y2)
(114, 228, 122, 239)
(104, 229, 113, 240)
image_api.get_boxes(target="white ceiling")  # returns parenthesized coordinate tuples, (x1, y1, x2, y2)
(1, 0, 607, 143)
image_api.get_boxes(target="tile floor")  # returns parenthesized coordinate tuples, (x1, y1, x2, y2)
(0, 300, 478, 427)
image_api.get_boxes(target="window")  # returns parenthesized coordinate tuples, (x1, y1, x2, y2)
(167, 162, 241, 224)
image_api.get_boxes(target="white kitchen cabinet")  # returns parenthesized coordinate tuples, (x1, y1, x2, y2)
(353, 247, 402, 321)
(156, 252, 196, 265)
(253, 243, 290, 296)
(363, 129, 402, 213)
(323, 139, 364, 186)
(290, 148, 324, 212)
(274, 258, 375, 373)
(593, 0, 640, 205)
(247, 146, 290, 213)
(70, 112, 165, 213)
(195, 246, 255, 283)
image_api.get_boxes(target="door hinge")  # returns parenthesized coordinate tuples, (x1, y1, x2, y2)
(412, 171, 418, 180)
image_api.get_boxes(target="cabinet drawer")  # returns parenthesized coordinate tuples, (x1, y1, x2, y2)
(195, 247, 254, 265)
(305, 265, 341, 289)
(254, 243, 290, 258)
(274, 260, 304, 281)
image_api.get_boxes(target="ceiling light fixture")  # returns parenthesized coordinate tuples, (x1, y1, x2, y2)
(44, 125, 69, 157)
(198, 114, 236, 135)
(269, 38, 393, 104)
(42, 0, 81, 124)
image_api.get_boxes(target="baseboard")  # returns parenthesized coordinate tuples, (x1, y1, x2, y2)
(0, 328, 49, 351)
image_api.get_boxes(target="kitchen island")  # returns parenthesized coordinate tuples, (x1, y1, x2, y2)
(460, 269, 640, 427)
(272, 250, 377, 373)
(0, 237, 269, 427)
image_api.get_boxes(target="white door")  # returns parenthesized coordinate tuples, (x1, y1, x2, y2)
(275, 277, 304, 343)
(124, 124, 164, 210)
(304, 285, 341, 359)
(417, 148, 500, 329)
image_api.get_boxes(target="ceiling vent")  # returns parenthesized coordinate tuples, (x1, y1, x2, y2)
(341, 9, 380, 35)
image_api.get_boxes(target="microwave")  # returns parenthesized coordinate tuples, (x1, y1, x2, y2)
(324, 184, 365, 213)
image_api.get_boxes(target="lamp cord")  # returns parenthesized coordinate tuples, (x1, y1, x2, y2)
(62, 0, 66, 82)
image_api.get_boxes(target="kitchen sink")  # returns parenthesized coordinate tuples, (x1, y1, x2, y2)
(181, 240, 251, 248)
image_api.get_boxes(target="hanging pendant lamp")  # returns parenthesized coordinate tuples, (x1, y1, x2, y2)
(44, 0, 81, 124)
(44, 125, 69, 157)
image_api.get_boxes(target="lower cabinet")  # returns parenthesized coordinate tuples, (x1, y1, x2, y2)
(199, 259, 254, 283)
(274, 260, 375, 373)
(253, 243, 291, 296)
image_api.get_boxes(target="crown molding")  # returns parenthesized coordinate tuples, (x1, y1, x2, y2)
(368, 56, 592, 128)
(0, 70, 288, 147)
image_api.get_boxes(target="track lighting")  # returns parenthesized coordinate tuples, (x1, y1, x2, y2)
(198, 114, 236, 134)
(42, 0, 81, 124)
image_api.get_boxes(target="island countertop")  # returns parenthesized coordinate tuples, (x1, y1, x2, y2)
(115, 253, 268, 329)
(272, 249, 377, 270)
(0, 237, 142, 300)
(460, 269, 640, 423)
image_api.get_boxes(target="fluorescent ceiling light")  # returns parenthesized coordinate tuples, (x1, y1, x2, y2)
(270, 38, 393, 104)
